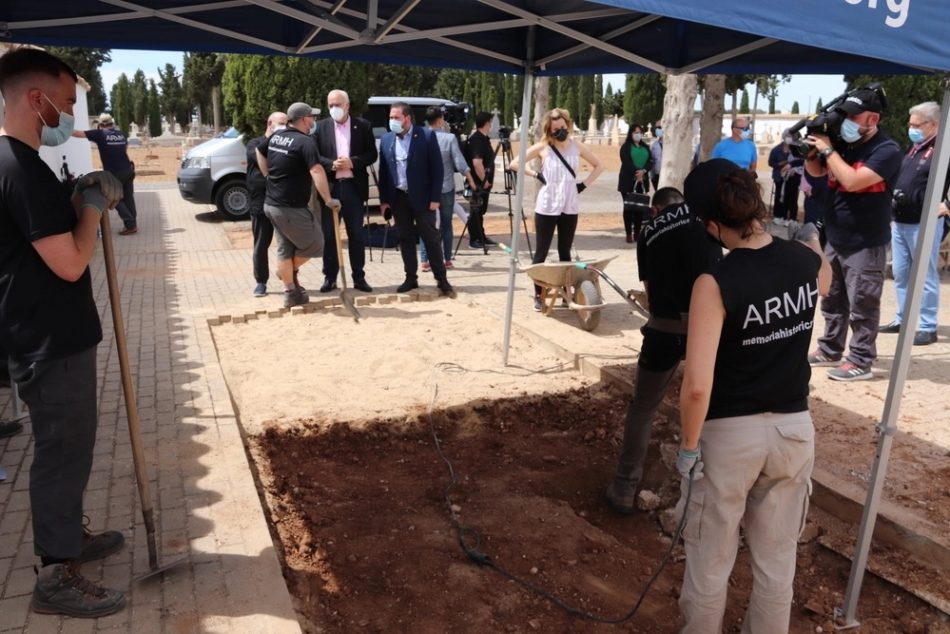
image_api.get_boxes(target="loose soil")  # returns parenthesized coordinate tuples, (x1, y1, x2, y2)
(255, 385, 949, 633)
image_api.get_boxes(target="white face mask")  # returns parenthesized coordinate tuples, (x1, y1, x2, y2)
(784, 136, 794, 145)
(632, 133, 643, 143)
(35, 92, 75, 147)
(329, 106, 346, 123)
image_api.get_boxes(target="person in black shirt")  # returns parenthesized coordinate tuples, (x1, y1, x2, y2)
(463, 112, 496, 249)
(0, 47, 127, 618)
(803, 88, 902, 381)
(676, 159, 829, 633)
(72, 113, 138, 235)
(605, 186, 721, 514)
(246, 110, 287, 297)
(257, 101, 339, 308)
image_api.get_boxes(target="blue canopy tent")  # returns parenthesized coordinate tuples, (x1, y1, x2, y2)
(4, 1, 950, 627)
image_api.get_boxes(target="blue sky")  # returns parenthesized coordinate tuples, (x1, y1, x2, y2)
(101, 50, 846, 115)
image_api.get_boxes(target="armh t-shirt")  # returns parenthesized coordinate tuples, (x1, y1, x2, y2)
(706, 238, 821, 420)
(824, 132, 902, 250)
(84, 128, 133, 173)
(263, 128, 320, 208)
(0, 136, 102, 362)
(637, 203, 722, 320)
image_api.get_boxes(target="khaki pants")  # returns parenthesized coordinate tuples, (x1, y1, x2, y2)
(679, 411, 814, 634)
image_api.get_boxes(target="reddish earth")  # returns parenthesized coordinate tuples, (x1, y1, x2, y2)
(254, 385, 949, 633)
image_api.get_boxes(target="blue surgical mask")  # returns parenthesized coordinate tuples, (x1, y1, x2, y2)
(655, 128, 663, 139)
(908, 128, 925, 144)
(389, 119, 404, 134)
(35, 92, 75, 147)
(740, 128, 752, 141)
(840, 119, 863, 143)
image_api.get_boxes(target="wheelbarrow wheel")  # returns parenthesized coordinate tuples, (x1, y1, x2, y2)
(574, 279, 602, 331)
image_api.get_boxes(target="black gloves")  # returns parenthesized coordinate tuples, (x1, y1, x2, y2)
(535, 172, 547, 186)
(383, 207, 393, 221)
(576, 183, 587, 194)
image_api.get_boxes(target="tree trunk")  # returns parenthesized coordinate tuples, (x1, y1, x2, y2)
(212, 86, 222, 134)
(699, 74, 725, 164)
(751, 82, 760, 132)
(532, 76, 549, 142)
(658, 73, 698, 191)
(730, 91, 738, 117)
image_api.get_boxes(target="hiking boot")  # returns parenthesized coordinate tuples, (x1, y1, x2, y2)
(283, 288, 308, 308)
(78, 521, 125, 563)
(31, 562, 126, 618)
(396, 279, 419, 293)
(253, 283, 267, 298)
(827, 361, 872, 382)
(605, 479, 638, 515)
(807, 349, 841, 367)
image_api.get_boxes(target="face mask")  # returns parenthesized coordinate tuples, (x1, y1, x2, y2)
(309, 121, 317, 135)
(784, 136, 794, 145)
(632, 133, 643, 143)
(740, 128, 752, 141)
(35, 93, 75, 147)
(552, 128, 569, 142)
(840, 118, 863, 143)
(655, 128, 663, 139)
(389, 119, 404, 134)
(908, 127, 925, 144)
(330, 106, 346, 123)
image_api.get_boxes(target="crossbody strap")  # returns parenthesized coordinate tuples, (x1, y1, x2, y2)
(548, 143, 576, 179)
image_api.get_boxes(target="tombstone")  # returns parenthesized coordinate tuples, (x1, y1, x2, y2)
(611, 114, 621, 146)
(490, 108, 501, 139)
(129, 122, 139, 139)
(587, 103, 598, 135)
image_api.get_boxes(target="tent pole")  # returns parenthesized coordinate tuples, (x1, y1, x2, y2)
(835, 77, 950, 629)
(501, 26, 535, 366)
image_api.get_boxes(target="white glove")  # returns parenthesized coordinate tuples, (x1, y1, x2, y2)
(326, 198, 342, 213)
(676, 447, 704, 481)
(78, 187, 108, 216)
(75, 171, 123, 209)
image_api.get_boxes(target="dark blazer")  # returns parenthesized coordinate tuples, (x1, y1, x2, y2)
(377, 125, 443, 213)
(618, 140, 654, 194)
(312, 115, 378, 201)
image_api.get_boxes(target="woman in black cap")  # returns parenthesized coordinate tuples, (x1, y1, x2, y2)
(675, 159, 830, 633)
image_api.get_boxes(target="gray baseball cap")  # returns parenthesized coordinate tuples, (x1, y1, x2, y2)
(287, 102, 319, 122)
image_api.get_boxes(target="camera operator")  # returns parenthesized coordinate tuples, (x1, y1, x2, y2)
(880, 101, 949, 346)
(464, 111, 496, 249)
(804, 87, 903, 381)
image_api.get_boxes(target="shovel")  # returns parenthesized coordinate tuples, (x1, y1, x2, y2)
(99, 211, 186, 582)
(330, 203, 360, 322)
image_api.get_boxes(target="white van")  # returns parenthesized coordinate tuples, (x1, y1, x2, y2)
(176, 127, 250, 220)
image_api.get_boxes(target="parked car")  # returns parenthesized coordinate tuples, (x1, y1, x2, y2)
(176, 127, 250, 220)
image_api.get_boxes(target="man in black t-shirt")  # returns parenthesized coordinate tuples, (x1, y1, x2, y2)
(257, 101, 339, 308)
(804, 88, 902, 381)
(72, 113, 138, 235)
(463, 112, 496, 249)
(0, 48, 126, 617)
(606, 186, 722, 514)
(246, 111, 287, 297)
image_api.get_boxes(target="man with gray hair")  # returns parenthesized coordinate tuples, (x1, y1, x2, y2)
(257, 101, 339, 308)
(879, 101, 948, 346)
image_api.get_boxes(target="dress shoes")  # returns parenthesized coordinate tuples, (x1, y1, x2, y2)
(878, 320, 901, 334)
(913, 330, 937, 346)
(437, 279, 456, 298)
(353, 279, 373, 293)
(396, 279, 419, 293)
(319, 278, 338, 293)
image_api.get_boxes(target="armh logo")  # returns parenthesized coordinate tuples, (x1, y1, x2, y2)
(843, 0, 910, 29)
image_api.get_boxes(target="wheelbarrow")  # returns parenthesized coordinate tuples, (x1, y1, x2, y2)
(524, 256, 649, 332)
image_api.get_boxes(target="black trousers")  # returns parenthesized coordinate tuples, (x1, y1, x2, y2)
(11, 347, 98, 560)
(114, 167, 137, 229)
(321, 180, 367, 282)
(468, 189, 489, 243)
(532, 213, 578, 296)
(251, 212, 274, 284)
(392, 190, 447, 281)
(772, 175, 801, 221)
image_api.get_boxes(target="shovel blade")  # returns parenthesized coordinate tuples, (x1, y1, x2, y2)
(132, 556, 189, 584)
(340, 290, 360, 322)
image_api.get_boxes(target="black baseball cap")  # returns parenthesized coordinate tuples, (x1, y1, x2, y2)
(838, 88, 884, 115)
(684, 159, 741, 222)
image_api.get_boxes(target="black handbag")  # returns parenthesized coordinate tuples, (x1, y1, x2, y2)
(623, 181, 651, 217)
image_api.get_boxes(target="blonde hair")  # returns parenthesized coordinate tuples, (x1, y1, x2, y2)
(541, 108, 573, 144)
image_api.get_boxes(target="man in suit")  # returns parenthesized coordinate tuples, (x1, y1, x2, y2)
(313, 89, 378, 293)
(378, 102, 455, 297)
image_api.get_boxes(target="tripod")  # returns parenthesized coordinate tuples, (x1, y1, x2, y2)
(454, 137, 533, 258)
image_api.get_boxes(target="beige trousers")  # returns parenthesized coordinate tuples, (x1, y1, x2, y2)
(678, 410, 814, 634)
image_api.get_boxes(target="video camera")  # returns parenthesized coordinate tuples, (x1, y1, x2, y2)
(443, 102, 472, 138)
(497, 125, 512, 152)
(787, 83, 888, 159)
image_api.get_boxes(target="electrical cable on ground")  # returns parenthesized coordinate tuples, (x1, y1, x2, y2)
(424, 361, 695, 624)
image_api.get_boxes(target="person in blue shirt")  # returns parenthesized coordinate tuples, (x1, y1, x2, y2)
(72, 113, 138, 234)
(711, 116, 758, 172)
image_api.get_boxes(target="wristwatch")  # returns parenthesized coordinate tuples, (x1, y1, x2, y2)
(819, 147, 834, 158)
